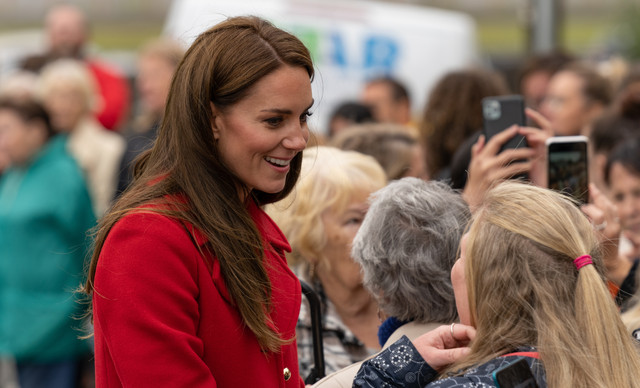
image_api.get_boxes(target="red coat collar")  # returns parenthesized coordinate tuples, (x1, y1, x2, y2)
(181, 196, 291, 254)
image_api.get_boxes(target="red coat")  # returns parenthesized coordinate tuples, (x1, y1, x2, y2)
(93, 199, 305, 387)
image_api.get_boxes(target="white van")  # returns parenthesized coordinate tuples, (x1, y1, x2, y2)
(164, 0, 478, 134)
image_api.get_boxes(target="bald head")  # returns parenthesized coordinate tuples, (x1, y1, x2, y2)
(45, 4, 88, 58)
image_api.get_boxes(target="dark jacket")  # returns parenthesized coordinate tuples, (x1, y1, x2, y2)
(353, 336, 546, 388)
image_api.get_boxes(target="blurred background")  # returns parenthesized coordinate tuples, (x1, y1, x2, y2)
(1, 0, 639, 131)
(2, 0, 638, 64)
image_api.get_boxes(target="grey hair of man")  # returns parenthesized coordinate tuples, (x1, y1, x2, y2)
(352, 177, 470, 324)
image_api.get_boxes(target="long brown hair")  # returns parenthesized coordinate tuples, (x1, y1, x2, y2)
(420, 68, 508, 177)
(446, 181, 640, 387)
(84, 16, 314, 352)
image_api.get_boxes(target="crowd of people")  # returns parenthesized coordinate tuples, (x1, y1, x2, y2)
(1, 4, 640, 388)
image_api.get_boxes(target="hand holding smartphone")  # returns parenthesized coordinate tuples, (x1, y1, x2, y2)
(546, 136, 589, 204)
(482, 95, 528, 152)
(482, 95, 530, 181)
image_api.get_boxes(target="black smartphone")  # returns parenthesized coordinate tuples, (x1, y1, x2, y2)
(482, 95, 528, 152)
(492, 358, 539, 388)
(546, 136, 589, 204)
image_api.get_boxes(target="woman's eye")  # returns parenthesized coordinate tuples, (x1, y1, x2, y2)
(265, 117, 283, 126)
(300, 111, 313, 123)
(345, 217, 362, 225)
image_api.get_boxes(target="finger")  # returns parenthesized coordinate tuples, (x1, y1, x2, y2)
(471, 134, 486, 158)
(589, 183, 620, 228)
(481, 126, 519, 156)
(488, 162, 532, 182)
(581, 203, 604, 223)
(423, 347, 472, 371)
(452, 323, 476, 342)
(519, 127, 551, 147)
(590, 183, 616, 215)
(493, 148, 536, 166)
(589, 182, 602, 205)
(415, 325, 452, 349)
(444, 323, 476, 348)
(525, 108, 552, 134)
(444, 347, 472, 364)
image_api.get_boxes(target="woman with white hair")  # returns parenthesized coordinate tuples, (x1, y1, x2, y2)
(312, 178, 470, 387)
(267, 146, 387, 378)
(38, 59, 125, 216)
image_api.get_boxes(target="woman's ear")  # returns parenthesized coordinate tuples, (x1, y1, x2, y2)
(210, 101, 221, 140)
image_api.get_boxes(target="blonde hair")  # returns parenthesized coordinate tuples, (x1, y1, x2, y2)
(37, 59, 98, 112)
(622, 271, 640, 333)
(267, 146, 386, 269)
(132, 38, 186, 131)
(447, 181, 640, 387)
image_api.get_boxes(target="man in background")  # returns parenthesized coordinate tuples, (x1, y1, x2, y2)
(21, 4, 130, 131)
(360, 76, 413, 127)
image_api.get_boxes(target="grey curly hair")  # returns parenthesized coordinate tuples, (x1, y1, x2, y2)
(352, 178, 470, 323)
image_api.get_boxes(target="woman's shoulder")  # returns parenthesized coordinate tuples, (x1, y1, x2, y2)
(106, 206, 200, 253)
(97, 208, 206, 287)
(429, 353, 546, 388)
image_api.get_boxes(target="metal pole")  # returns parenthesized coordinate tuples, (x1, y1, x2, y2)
(528, 0, 563, 54)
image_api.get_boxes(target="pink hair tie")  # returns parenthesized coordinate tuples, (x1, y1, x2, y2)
(573, 255, 593, 271)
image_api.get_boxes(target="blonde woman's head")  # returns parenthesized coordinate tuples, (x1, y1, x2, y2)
(38, 59, 98, 132)
(268, 146, 386, 272)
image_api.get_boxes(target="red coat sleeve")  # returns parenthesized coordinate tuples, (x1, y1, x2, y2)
(93, 211, 216, 387)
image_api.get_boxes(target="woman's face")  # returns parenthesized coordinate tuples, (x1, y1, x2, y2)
(0, 109, 45, 166)
(609, 163, 640, 245)
(541, 71, 594, 136)
(451, 233, 471, 325)
(44, 83, 88, 132)
(317, 189, 372, 291)
(211, 65, 313, 196)
(136, 54, 175, 116)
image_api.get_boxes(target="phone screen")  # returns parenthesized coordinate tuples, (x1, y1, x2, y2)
(492, 358, 539, 388)
(547, 136, 589, 204)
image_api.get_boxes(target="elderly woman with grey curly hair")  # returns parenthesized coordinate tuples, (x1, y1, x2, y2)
(312, 177, 470, 387)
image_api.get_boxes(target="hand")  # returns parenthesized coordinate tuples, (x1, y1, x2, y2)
(581, 183, 630, 285)
(412, 323, 476, 371)
(622, 231, 640, 260)
(518, 108, 554, 188)
(463, 126, 535, 210)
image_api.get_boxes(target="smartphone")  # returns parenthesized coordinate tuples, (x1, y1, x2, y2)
(482, 95, 528, 152)
(546, 136, 589, 204)
(492, 358, 539, 388)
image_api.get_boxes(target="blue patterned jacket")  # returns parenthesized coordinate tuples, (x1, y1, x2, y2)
(353, 336, 547, 388)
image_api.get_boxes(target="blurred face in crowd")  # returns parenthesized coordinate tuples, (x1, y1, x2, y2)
(317, 189, 372, 292)
(521, 70, 551, 111)
(451, 233, 471, 326)
(43, 83, 89, 132)
(541, 70, 596, 136)
(136, 53, 176, 117)
(361, 82, 409, 125)
(0, 109, 46, 166)
(609, 163, 640, 248)
(211, 65, 312, 196)
(46, 6, 87, 57)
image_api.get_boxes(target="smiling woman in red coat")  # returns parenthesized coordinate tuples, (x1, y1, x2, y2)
(83, 16, 314, 387)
